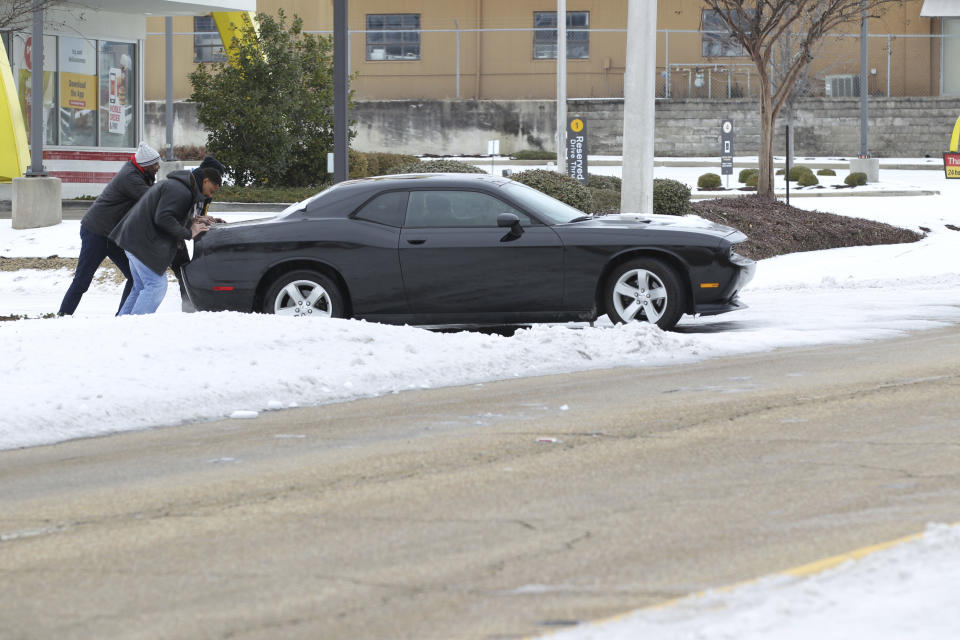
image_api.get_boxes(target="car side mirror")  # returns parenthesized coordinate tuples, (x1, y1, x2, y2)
(497, 212, 524, 238)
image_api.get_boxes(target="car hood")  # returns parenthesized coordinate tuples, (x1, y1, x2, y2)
(572, 213, 746, 241)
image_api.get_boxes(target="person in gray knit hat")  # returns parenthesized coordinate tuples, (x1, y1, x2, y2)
(58, 141, 162, 315)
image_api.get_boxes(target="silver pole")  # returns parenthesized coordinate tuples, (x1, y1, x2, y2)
(455, 20, 461, 98)
(664, 29, 670, 98)
(859, 0, 868, 157)
(165, 17, 174, 160)
(27, 0, 46, 176)
(556, 0, 567, 174)
(886, 34, 891, 97)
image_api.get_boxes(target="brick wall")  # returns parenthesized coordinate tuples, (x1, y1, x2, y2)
(147, 96, 960, 159)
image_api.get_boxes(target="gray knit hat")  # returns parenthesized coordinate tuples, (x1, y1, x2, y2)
(135, 141, 161, 166)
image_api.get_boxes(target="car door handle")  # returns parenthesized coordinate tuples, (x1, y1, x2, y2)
(406, 239, 426, 245)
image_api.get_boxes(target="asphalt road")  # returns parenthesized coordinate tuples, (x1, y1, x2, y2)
(2, 326, 959, 640)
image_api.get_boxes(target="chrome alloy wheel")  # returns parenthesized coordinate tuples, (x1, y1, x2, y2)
(611, 268, 668, 324)
(273, 279, 333, 317)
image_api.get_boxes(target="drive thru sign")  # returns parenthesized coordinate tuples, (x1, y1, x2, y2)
(720, 119, 734, 176)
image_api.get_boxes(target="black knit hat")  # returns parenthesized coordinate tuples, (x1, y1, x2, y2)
(198, 155, 226, 176)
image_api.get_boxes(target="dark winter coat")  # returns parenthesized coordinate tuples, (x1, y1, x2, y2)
(80, 159, 156, 237)
(109, 170, 204, 276)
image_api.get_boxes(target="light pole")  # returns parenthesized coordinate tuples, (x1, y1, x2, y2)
(334, 0, 348, 183)
(556, 0, 566, 174)
(26, 0, 46, 176)
(621, 0, 657, 213)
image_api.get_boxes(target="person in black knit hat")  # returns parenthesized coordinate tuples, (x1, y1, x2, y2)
(170, 156, 227, 312)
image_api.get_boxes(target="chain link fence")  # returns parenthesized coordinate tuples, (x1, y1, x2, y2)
(149, 26, 956, 101)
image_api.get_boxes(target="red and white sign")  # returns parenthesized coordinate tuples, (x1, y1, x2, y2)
(108, 67, 123, 134)
(943, 152, 960, 179)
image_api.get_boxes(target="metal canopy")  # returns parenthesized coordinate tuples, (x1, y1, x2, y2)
(921, 0, 960, 17)
(65, 0, 255, 16)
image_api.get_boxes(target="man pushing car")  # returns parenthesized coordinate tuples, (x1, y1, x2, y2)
(110, 165, 222, 316)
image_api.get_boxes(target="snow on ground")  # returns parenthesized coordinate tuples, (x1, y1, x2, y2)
(547, 522, 960, 640)
(2, 160, 959, 638)
(3, 164, 959, 447)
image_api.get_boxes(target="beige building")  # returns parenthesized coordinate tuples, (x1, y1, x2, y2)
(145, 1, 951, 103)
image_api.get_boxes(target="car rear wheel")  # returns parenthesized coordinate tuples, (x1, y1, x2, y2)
(605, 258, 686, 330)
(263, 270, 345, 318)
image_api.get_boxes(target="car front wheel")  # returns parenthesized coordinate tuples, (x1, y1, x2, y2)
(605, 258, 685, 330)
(263, 270, 345, 318)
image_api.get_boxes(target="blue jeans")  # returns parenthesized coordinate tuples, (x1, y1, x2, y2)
(117, 251, 168, 316)
(58, 226, 133, 315)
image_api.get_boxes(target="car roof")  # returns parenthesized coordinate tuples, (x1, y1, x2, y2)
(339, 172, 513, 190)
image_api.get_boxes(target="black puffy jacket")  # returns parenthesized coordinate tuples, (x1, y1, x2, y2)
(109, 170, 204, 276)
(80, 159, 156, 237)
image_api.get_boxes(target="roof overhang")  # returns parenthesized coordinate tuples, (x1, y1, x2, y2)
(65, 0, 256, 17)
(921, 0, 960, 17)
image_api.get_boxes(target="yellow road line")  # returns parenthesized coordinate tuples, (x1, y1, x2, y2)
(534, 521, 958, 638)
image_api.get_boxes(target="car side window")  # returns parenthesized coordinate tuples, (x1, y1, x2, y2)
(404, 191, 534, 228)
(352, 191, 408, 227)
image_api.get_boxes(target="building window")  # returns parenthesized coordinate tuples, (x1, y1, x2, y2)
(10, 32, 59, 145)
(701, 9, 751, 58)
(59, 35, 98, 146)
(99, 41, 136, 148)
(366, 14, 420, 61)
(533, 11, 589, 60)
(194, 15, 227, 63)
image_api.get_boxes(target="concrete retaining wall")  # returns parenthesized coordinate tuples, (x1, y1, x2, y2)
(145, 96, 960, 159)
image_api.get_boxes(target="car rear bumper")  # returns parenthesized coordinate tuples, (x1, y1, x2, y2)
(182, 262, 256, 313)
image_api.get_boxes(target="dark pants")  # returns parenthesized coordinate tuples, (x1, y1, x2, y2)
(58, 225, 133, 315)
(170, 241, 194, 312)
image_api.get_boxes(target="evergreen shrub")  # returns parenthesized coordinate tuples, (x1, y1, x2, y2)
(512, 169, 593, 211)
(697, 173, 723, 189)
(653, 178, 691, 215)
(845, 172, 868, 186)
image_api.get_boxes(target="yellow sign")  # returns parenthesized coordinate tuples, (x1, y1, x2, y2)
(951, 114, 960, 152)
(60, 72, 96, 110)
(1, 36, 30, 181)
(569, 118, 584, 133)
(212, 11, 260, 66)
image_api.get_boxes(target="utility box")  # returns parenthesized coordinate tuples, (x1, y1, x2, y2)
(849, 157, 879, 183)
(12, 177, 62, 229)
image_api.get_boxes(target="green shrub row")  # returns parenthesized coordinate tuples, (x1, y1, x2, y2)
(511, 149, 557, 160)
(219, 159, 693, 216)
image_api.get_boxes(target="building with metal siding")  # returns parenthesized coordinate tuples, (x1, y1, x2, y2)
(145, 1, 947, 102)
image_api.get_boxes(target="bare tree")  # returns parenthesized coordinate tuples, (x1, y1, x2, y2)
(0, 0, 63, 32)
(703, 0, 903, 199)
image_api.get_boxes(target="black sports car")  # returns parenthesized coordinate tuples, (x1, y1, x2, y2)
(183, 173, 755, 331)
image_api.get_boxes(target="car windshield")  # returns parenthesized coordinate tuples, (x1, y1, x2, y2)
(500, 181, 588, 224)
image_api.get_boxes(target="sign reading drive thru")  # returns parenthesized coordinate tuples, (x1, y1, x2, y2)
(720, 119, 734, 176)
(566, 117, 587, 183)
